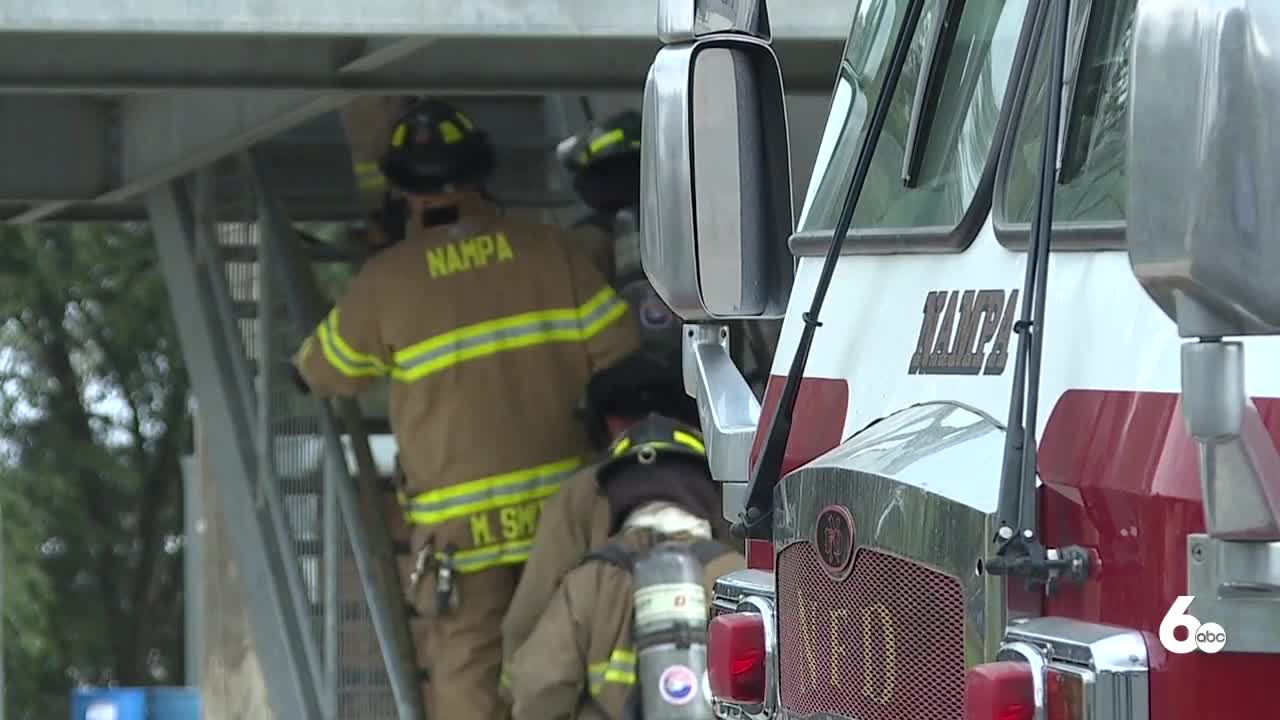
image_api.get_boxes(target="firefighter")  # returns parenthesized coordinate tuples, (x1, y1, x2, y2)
(293, 97, 642, 719)
(558, 110, 683, 367)
(505, 415, 744, 719)
(499, 348, 716, 675)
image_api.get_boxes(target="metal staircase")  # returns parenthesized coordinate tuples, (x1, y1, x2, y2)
(147, 149, 424, 720)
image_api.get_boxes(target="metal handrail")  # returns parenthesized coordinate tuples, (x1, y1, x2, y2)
(243, 149, 425, 720)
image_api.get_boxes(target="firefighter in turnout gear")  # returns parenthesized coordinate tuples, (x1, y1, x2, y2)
(505, 416, 743, 719)
(499, 350, 718, 677)
(294, 97, 642, 719)
(558, 110, 683, 366)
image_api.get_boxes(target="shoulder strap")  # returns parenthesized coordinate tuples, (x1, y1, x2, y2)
(580, 541, 636, 573)
(579, 527, 684, 572)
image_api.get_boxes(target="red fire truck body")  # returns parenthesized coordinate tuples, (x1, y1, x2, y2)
(741, 383, 1280, 718)
(639, 0, 1280, 718)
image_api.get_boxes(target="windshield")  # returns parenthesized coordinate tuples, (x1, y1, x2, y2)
(997, 0, 1134, 246)
(797, 0, 1028, 247)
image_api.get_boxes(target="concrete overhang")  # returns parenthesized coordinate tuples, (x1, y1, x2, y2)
(0, 0, 852, 222)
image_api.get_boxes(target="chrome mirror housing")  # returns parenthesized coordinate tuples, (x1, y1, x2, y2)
(1128, 0, 1280, 338)
(658, 0, 772, 43)
(640, 34, 794, 322)
(1128, 2, 1280, 557)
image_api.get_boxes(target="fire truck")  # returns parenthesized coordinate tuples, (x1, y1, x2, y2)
(639, 0, 1280, 718)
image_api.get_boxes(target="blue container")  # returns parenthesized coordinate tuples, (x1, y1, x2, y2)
(71, 689, 147, 720)
(71, 687, 201, 720)
(143, 688, 201, 720)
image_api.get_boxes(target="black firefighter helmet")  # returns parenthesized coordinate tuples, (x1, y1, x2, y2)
(596, 413, 718, 531)
(380, 98, 496, 196)
(558, 109, 642, 216)
(581, 349, 698, 449)
(598, 413, 707, 479)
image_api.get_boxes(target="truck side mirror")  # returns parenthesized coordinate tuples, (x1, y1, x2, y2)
(1128, 2, 1280, 545)
(1128, 4, 1280, 337)
(640, 34, 795, 322)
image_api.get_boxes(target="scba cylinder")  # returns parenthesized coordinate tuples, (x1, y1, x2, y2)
(632, 542, 714, 719)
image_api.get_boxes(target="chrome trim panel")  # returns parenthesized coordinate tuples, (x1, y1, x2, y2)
(802, 402, 1006, 514)
(1003, 616, 1151, 720)
(712, 568, 776, 615)
(997, 641, 1047, 720)
(774, 402, 1007, 671)
(1186, 534, 1280, 654)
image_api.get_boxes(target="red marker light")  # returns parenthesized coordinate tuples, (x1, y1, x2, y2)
(1046, 666, 1087, 720)
(708, 612, 766, 704)
(964, 661, 1035, 720)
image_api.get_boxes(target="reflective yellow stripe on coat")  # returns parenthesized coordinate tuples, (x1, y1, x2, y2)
(440, 539, 537, 573)
(588, 649, 637, 696)
(317, 308, 389, 378)
(405, 457, 581, 572)
(405, 456, 582, 527)
(391, 286, 628, 382)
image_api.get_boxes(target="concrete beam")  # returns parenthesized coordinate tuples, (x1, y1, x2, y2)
(0, 0, 849, 38)
(0, 89, 837, 223)
(0, 96, 593, 218)
(0, 35, 841, 94)
(0, 97, 115, 201)
(90, 31, 470, 207)
(108, 91, 344, 203)
(1, 93, 604, 194)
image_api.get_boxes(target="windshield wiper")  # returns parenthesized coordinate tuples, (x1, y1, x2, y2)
(984, 0, 1090, 591)
(732, 0, 929, 539)
(902, 0, 967, 188)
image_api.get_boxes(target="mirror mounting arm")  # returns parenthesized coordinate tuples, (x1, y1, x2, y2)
(683, 324, 762, 486)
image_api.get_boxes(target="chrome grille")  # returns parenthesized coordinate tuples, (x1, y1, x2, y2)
(776, 542, 966, 719)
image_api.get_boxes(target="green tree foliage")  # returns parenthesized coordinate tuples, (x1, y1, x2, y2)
(0, 224, 189, 719)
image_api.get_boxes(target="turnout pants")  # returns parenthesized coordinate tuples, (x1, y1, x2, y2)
(412, 563, 521, 720)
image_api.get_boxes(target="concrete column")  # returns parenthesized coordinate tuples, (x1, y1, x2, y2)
(193, 411, 276, 719)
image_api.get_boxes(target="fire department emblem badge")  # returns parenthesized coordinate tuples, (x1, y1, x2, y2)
(659, 665, 698, 705)
(815, 504, 855, 578)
